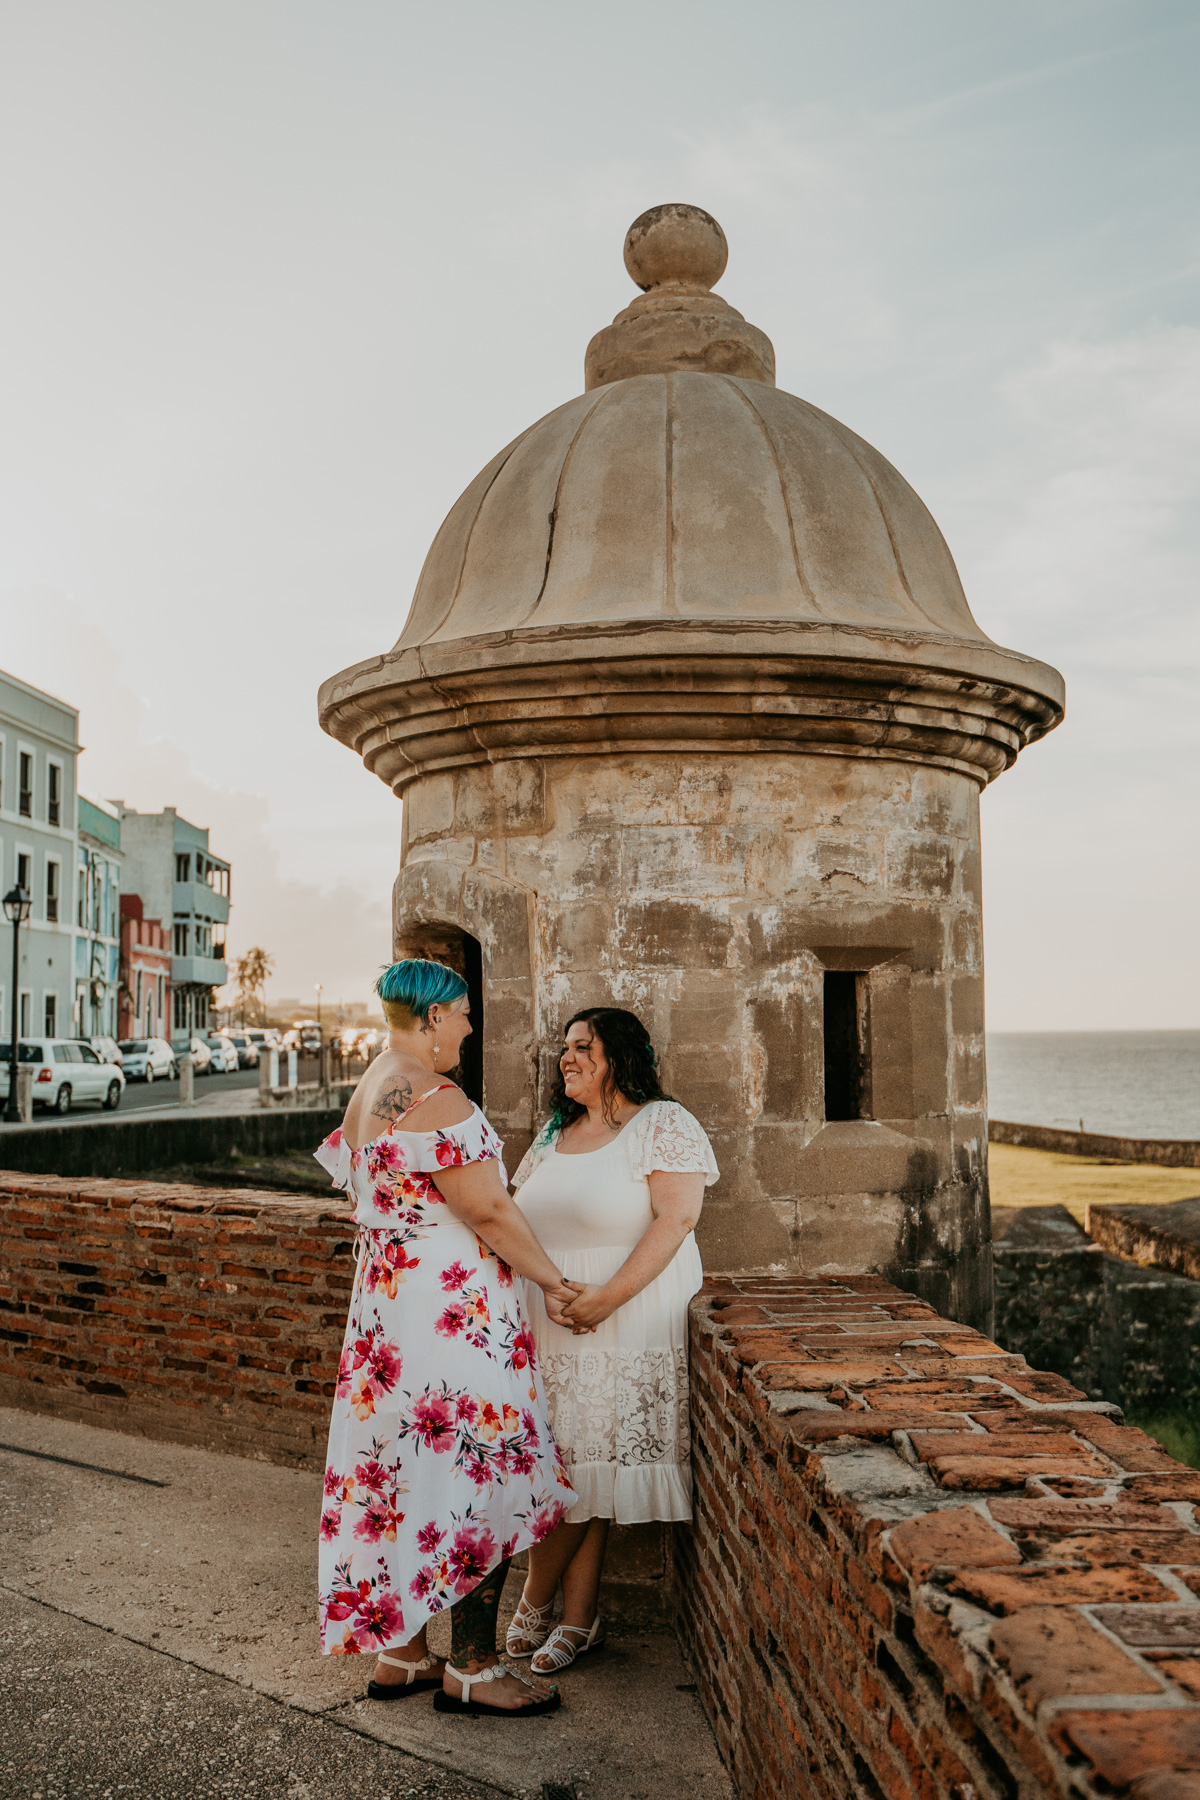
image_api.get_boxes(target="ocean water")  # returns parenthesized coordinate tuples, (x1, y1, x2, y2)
(986, 1031, 1200, 1142)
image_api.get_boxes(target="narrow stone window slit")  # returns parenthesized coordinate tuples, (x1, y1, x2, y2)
(823, 970, 868, 1121)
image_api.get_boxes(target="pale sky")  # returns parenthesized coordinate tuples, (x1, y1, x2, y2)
(1, 1, 1197, 1030)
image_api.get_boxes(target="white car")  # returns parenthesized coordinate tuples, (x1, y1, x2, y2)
(222, 1031, 260, 1069)
(0, 1038, 126, 1115)
(187, 1037, 214, 1075)
(118, 1037, 177, 1082)
(90, 1035, 124, 1070)
(207, 1035, 239, 1073)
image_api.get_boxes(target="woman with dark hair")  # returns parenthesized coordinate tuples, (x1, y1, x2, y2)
(505, 1007, 718, 1674)
(314, 958, 580, 1718)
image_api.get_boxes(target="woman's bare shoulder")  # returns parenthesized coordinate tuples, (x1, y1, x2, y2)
(395, 1082, 475, 1133)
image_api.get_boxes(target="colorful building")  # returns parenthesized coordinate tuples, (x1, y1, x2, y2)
(113, 805, 229, 1047)
(0, 668, 79, 1041)
(117, 895, 171, 1041)
(76, 796, 122, 1039)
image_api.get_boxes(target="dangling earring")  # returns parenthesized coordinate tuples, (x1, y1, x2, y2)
(432, 1039, 440, 1068)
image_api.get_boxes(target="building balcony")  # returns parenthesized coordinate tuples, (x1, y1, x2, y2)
(173, 880, 230, 924)
(172, 955, 228, 988)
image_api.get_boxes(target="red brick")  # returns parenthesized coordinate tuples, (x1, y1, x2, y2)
(888, 1507, 1021, 1585)
(948, 1564, 1178, 1613)
(990, 1605, 1163, 1709)
(1051, 1709, 1200, 1785)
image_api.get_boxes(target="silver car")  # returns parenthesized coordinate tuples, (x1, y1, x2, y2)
(117, 1037, 178, 1082)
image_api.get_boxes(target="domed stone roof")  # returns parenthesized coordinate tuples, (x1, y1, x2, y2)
(321, 205, 1064, 791)
(396, 373, 988, 653)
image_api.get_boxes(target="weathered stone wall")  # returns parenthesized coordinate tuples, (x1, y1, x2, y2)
(993, 1205, 1200, 1418)
(680, 1274, 1200, 1800)
(398, 748, 992, 1326)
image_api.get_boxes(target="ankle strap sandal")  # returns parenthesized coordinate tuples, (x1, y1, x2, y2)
(366, 1650, 443, 1702)
(530, 1617, 605, 1674)
(433, 1660, 562, 1718)
(505, 1594, 554, 1658)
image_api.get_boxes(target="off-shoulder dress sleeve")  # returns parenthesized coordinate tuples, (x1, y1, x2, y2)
(404, 1106, 505, 1173)
(627, 1100, 720, 1186)
(511, 1126, 557, 1190)
(314, 1127, 353, 1190)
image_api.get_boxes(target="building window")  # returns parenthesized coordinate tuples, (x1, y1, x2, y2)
(44, 993, 57, 1036)
(174, 987, 186, 1029)
(46, 860, 59, 923)
(19, 991, 31, 1036)
(157, 974, 165, 1018)
(48, 763, 61, 827)
(173, 922, 189, 956)
(18, 752, 32, 818)
(135, 970, 143, 1020)
(175, 853, 190, 883)
(16, 852, 31, 895)
(823, 971, 869, 1122)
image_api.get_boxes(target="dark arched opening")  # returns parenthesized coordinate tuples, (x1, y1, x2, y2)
(393, 921, 484, 1108)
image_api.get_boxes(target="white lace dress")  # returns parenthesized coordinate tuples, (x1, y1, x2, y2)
(511, 1100, 719, 1524)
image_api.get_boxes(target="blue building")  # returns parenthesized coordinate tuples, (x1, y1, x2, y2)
(0, 669, 80, 1040)
(76, 796, 122, 1038)
(114, 804, 229, 1046)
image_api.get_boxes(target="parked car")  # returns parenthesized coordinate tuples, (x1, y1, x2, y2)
(186, 1037, 214, 1075)
(0, 1039, 125, 1115)
(223, 1031, 260, 1068)
(90, 1035, 124, 1070)
(207, 1035, 239, 1073)
(118, 1037, 177, 1082)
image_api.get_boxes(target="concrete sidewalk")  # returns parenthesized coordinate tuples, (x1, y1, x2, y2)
(0, 1405, 731, 1800)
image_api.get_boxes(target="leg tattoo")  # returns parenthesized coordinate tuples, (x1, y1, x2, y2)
(450, 1557, 512, 1669)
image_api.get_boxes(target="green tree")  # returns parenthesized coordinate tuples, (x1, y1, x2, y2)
(233, 947, 274, 1025)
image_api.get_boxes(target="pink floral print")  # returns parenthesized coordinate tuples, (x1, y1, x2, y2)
(314, 1105, 575, 1653)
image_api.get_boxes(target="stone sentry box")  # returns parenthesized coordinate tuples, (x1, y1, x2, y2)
(319, 203, 1064, 1332)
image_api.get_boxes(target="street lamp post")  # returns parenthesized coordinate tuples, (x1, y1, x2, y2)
(315, 983, 323, 1034)
(3, 884, 32, 1124)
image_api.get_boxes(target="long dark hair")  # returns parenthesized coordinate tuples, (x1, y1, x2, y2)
(545, 1007, 672, 1135)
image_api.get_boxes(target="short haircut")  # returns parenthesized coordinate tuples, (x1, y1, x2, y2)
(374, 959, 468, 1029)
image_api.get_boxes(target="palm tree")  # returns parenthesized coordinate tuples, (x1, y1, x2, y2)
(233, 947, 274, 1025)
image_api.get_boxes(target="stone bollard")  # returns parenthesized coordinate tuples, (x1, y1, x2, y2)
(258, 1052, 272, 1102)
(178, 1054, 195, 1106)
(287, 1049, 298, 1089)
(15, 1066, 32, 1124)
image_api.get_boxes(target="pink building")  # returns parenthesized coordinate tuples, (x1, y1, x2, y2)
(118, 894, 171, 1042)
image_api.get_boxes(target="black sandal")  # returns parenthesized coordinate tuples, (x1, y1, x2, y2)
(366, 1650, 444, 1701)
(432, 1662, 561, 1717)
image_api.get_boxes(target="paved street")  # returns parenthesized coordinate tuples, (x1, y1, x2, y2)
(0, 1407, 730, 1800)
(0, 1066, 259, 1131)
(2, 1590, 501, 1800)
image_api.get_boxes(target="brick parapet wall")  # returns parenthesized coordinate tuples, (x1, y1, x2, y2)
(0, 1172, 351, 1465)
(678, 1275, 1200, 1800)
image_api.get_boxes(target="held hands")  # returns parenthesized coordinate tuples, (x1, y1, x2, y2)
(542, 1278, 586, 1328)
(557, 1282, 616, 1333)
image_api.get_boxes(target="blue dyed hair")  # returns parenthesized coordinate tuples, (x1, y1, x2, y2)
(375, 958, 468, 1028)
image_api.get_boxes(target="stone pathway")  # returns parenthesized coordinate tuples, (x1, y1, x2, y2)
(0, 1406, 731, 1800)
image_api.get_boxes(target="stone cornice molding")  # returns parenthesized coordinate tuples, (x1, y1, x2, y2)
(319, 619, 1064, 793)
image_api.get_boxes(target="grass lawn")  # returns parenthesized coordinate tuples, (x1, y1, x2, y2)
(989, 1142, 1200, 1228)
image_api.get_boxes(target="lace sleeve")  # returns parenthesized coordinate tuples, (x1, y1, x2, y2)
(511, 1127, 556, 1190)
(628, 1102, 720, 1185)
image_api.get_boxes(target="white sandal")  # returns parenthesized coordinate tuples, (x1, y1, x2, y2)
(433, 1660, 561, 1717)
(505, 1594, 554, 1658)
(366, 1650, 443, 1701)
(530, 1617, 605, 1674)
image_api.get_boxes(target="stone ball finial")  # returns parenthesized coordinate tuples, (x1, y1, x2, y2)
(623, 203, 729, 292)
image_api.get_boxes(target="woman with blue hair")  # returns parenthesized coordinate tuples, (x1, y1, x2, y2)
(314, 958, 580, 1718)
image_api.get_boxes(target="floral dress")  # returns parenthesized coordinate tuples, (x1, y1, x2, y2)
(314, 1092, 575, 1656)
(512, 1100, 719, 1525)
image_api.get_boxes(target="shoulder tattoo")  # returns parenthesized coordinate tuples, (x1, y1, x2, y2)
(370, 1081, 413, 1124)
